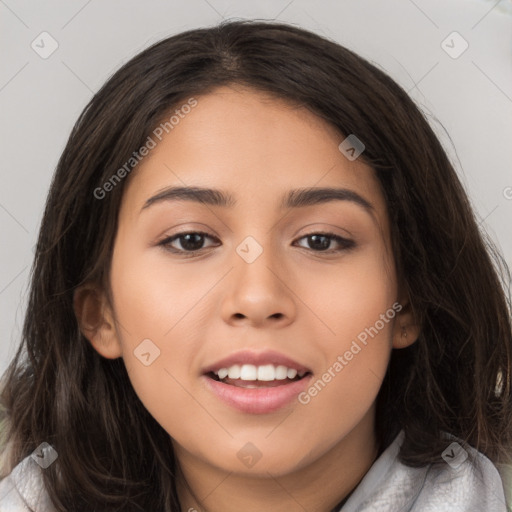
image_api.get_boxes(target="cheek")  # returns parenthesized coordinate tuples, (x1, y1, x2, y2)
(295, 243, 397, 345)
(293, 245, 396, 415)
(109, 239, 209, 348)
(108, 241, 228, 442)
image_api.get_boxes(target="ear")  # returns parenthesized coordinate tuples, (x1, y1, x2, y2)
(73, 282, 123, 359)
(391, 291, 421, 349)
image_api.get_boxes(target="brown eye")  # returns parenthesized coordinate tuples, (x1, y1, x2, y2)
(295, 232, 355, 252)
(159, 231, 220, 254)
(158, 230, 355, 257)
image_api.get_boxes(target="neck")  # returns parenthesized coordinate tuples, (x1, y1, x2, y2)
(175, 408, 379, 512)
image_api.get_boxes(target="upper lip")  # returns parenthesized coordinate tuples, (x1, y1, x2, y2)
(202, 349, 312, 375)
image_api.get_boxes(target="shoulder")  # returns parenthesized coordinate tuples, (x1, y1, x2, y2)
(341, 430, 510, 512)
(0, 455, 56, 512)
(403, 438, 508, 512)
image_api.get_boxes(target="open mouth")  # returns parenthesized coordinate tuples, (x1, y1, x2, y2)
(202, 352, 314, 413)
(206, 364, 312, 388)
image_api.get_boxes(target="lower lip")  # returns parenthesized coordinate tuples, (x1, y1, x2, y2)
(203, 375, 312, 414)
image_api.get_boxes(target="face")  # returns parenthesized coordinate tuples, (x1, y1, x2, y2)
(80, 85, 414, 479)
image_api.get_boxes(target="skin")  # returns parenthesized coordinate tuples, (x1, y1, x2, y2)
(75, 84, 419, 512)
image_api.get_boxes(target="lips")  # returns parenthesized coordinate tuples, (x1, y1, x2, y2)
(202, 350, 313, 414)
(203, 349, 311, 376)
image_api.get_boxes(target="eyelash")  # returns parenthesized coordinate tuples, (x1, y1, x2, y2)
(157, 230, 355, 258)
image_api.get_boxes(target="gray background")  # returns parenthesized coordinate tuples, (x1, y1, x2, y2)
(1, 0, 511, 375)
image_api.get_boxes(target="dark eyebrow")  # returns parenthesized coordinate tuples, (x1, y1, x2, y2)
(282, 187, 374, 213)
(140, 185, 374, 215)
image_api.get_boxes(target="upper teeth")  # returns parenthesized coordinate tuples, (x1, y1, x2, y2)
(214, 364, 306, 381)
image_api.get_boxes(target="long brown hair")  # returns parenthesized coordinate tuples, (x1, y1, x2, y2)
(1, 19, 511, 511)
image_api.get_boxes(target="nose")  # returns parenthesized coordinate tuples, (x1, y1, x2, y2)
(220, 240, 296, 328)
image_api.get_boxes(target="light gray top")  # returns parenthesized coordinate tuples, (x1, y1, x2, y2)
(336, 430, 509, 511)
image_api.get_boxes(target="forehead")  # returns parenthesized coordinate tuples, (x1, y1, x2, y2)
(120, 85, 387, 220)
